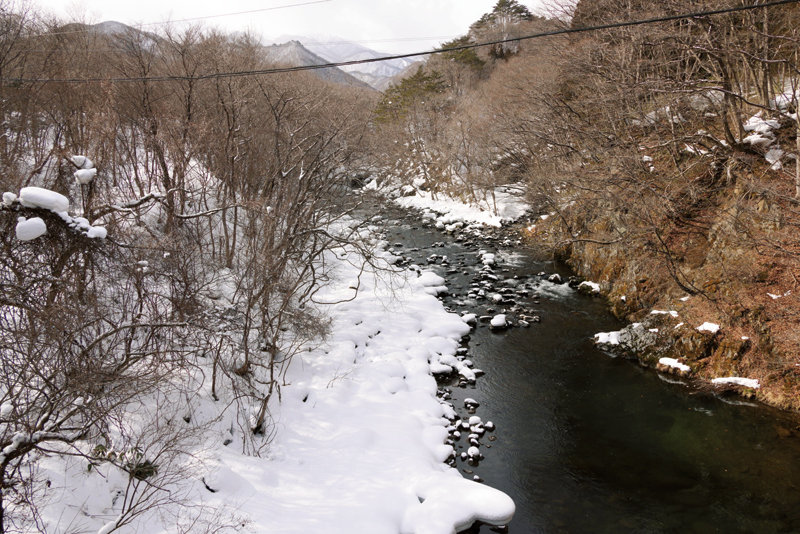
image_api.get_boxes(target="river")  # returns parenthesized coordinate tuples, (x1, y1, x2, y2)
(374, 201, 800, 533)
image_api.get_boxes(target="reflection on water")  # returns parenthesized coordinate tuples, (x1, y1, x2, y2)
(380, 211, 800, 534)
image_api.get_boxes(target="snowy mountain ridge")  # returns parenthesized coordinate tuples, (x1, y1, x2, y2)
(267, 34, 420, 89)
(262, 40, 372, 89)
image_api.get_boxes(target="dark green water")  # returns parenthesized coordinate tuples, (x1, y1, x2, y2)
(378, 206, 800, 534)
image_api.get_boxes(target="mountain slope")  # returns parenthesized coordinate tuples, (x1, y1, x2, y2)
(270, 34, 419, 89)
(263, 40, 373, 89)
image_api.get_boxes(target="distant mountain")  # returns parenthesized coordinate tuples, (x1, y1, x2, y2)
(63, 23, 371, 90)
(269, 35, 421, 89)
(59, 20, 163, 45)
(263, 40, 373, 89)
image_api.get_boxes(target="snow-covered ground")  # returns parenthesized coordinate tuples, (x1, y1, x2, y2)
(195, 244, 515, 533)
(366, 180, 530, 228)
(34, 220, 515, 533)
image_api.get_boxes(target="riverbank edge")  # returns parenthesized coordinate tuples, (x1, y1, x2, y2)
(526, 225, 800, 416)
(371, 184, 799, 416)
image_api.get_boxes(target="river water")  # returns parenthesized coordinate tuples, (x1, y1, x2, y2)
(375, 203, 800, 534)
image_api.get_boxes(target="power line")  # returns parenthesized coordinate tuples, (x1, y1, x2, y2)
(35, 0, 333, 38)
(10, 0, 800, 84)
(139, 0, 334, 26)
(300, 35, 458, 46)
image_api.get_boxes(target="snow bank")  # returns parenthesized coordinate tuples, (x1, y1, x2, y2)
(712, 377, 760, 389)
(651, 310, 679, 318)
(31, 216, 510, 532)
(416, 270, 449, 296)
(401, 473, 515, 533)
(185, 241, 512, 533)
(393, 187, 529, 227)
(658, 358, 690, 373)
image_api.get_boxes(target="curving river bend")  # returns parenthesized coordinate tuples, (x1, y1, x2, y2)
(375, 202, 800, 534)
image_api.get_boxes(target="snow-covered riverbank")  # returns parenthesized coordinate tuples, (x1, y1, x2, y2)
(196, 236, 516, 533)
(35, 210, 515, 534)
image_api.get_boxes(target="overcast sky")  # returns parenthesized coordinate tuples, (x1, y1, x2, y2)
(34, 0, 549, 54)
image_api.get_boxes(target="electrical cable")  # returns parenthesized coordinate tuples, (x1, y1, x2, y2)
(10, 0, 800, 84)
(35, 0, 333, 37)
(140, 0, 333, 25)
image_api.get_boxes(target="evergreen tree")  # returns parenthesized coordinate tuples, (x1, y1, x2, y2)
(373, 67, 445, 124)
(469, 0, 536, 59)
(470, 0, 534, 33)
(436, 36, 486, 72)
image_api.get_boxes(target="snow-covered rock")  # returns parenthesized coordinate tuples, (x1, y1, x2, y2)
(577, 281, 600, 294)
(489, 314, 507, 330)
(712, 377, 760, 389)
(658, 358, 691, 373)
(697, 322, 720, 334)
(594, 331, 621, 345)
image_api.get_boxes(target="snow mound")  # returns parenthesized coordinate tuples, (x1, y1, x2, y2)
(416, 270, 448, 296)
(402, 473, 515, 533)
(697, 322, 720, 333)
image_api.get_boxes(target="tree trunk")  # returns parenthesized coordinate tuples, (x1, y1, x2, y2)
(795, 117, 800, 198)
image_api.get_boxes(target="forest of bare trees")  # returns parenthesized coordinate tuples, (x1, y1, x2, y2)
(0, 4, 378, 530)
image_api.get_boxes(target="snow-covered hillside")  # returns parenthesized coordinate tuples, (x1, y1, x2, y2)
(263, 40, 373, 88)
(269, 34, 419, 89)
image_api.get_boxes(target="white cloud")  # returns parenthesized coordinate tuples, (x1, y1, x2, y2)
(37, 0, 547, 54)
